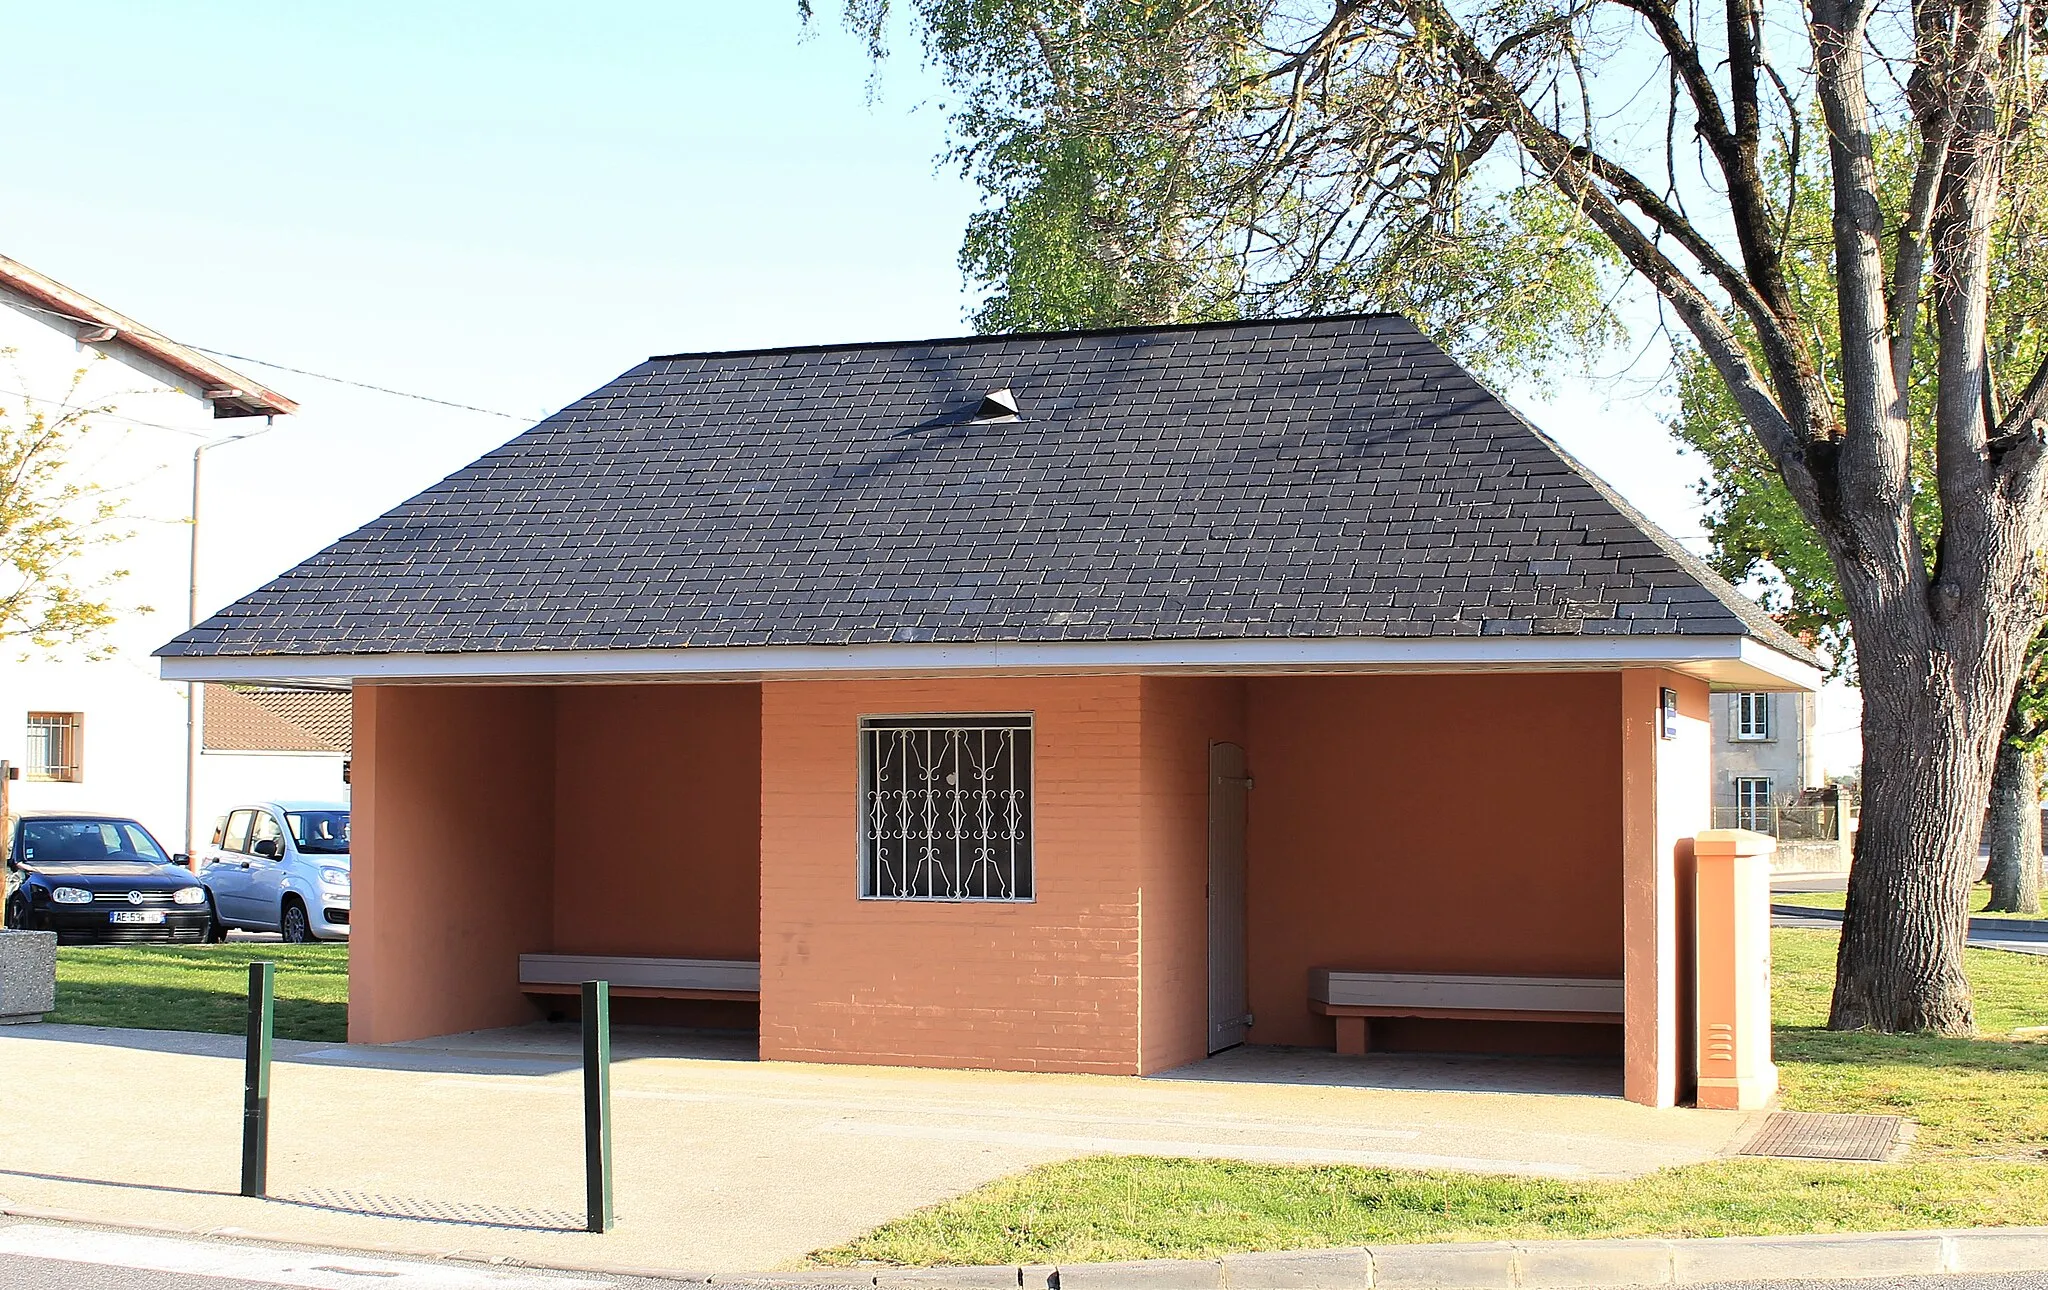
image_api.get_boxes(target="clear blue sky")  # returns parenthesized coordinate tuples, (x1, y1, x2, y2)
(3, 3, 1817, 719)
(2, 3, 986, 593)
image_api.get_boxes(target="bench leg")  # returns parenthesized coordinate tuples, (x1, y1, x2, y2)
(1334, 1015, 1370, 1056)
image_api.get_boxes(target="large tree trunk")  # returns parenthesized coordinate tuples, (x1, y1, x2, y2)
(1985, 693, 2044, 914)
(1827, 605, 2026, 1035)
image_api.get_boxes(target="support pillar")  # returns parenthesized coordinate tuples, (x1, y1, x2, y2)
(1621, 671, 1711, 1107)
(1334, 1016, 1369, 1055)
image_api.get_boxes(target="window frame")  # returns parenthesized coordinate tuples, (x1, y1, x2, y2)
(24, 712, 84, 783)
(223, 810, 256, 855)
(1733, 692, 1773, 741)
(1735, 776, 1775, 831)
(857, 712, 1035, 903)
(249, 811, 285, 860)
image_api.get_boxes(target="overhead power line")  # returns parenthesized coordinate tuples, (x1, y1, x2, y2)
(186, 345, 529, 420)
(5, 294, 533, 421)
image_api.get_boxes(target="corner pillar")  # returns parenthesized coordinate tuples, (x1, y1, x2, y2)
(1620, 671, 1711, 1107)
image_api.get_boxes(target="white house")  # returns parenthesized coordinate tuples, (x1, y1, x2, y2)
(0, 253, 345, 856)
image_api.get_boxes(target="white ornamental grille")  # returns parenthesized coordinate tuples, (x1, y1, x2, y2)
(860, 716, 1032, 901)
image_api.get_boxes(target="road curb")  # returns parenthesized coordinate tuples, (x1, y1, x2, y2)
(5, 1205, 2048, 1287)
(882, 1229, 2048, 1288)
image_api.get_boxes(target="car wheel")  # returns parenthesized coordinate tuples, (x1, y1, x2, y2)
(280, 899, 314, 944)
(202, 905, 227, 943)
(3, 893, 25, 930)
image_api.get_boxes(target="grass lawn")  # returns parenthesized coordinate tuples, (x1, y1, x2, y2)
(51, 943, 349, 1043)
(1775, 885, 2048, 920)
(814, 930, 2048, 1267)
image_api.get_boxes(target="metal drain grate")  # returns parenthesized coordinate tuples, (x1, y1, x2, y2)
(283, 1187, 584, 1231)
(1737, 1111, 1906, 1161)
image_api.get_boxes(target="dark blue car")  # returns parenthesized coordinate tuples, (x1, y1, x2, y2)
(3, 813, 215, 944)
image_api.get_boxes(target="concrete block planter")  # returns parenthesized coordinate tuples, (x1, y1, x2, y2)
(0, 930, 57, 1024)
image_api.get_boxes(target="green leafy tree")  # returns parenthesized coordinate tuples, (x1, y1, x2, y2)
(0, 356, 131, 658)
(829, 0, 2048, 1032)
(824, 0, 1627, 384)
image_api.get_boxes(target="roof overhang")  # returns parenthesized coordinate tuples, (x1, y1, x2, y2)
(159, 634, 1823, 692)
(0, 253, 297, 418)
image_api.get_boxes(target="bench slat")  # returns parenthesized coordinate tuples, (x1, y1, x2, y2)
(1310, 969, 1623, 1016)
(520, 953, 760, 995)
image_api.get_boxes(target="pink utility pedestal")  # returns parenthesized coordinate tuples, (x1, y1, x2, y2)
(1694, 828, 1779, 1110)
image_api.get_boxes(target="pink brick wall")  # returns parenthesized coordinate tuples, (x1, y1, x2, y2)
(552, 684, 761, 961)
(1244, 673, 1626, 1053)
(350, 684, 556, 1044)
(1138, 677, 1248, 1071)
(759, 676, 1157, 1073)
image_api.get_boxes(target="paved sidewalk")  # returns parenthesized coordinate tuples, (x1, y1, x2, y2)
(0, 1023, 1751, 1274)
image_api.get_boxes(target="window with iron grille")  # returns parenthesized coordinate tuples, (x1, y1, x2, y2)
(860, 715, 1032, 901)
(1734, 692, 1772, 740)
(25, 712, 82, 782)
(1736, 776, 1775, 831)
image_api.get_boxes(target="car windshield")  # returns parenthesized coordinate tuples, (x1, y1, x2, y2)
(17, 820, 169, 865)
(286, 811, 350, 855)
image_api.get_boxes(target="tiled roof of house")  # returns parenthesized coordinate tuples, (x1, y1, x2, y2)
(159, 314, 1813, 664)
(203, 685, 351, 754)
(0, 253, 296, 419)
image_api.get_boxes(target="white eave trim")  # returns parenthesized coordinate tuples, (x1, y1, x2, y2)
(160, 633, 1824, 692)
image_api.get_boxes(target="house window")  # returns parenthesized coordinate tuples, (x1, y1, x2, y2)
(860, 715, 1033, 901)
(24, 713, 82, 782)
(1736, 776, 1775, 831)
(1734, 692, 1772, 740)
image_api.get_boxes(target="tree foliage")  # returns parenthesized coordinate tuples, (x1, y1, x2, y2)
(1671, 124, 2048, 674)
(0, 356, 131, 658)
(830, 0, 1627, 383)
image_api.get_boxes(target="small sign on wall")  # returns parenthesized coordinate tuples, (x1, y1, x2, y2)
(1660, 687, 1679, 740)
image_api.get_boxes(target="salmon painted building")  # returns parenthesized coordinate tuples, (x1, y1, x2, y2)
(157, 315, 1816, 1108)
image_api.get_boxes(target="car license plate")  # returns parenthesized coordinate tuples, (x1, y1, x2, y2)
(109, 910, 165, 924)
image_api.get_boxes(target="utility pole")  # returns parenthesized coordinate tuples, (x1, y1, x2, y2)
(185, 425, 273, 864)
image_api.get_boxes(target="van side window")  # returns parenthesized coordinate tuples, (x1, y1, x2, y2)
(224, 810, 255, 854)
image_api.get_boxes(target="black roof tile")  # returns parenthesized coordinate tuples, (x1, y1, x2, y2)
(159, 314, 1813, 664)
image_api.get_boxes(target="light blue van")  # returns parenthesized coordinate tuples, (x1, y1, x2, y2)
(200, 800, 351, 942)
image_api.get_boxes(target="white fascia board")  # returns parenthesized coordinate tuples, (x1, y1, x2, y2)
(159, 633, 1823, 691)
(1734, 637, 1828, 692)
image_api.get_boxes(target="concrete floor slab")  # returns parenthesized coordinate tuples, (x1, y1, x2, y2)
(0, 1023, 1753, 1274)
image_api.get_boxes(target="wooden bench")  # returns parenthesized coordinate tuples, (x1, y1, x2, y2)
(519, 953, 760, 1002)
(1309, 969, 1623, 1054)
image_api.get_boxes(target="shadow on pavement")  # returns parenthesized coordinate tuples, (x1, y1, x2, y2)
(0, 1168, 231, 1203)
(1151, 1045, 1626, 1098)
(3, 1020, 760, 1077)
(0, 1168, 584, 1235)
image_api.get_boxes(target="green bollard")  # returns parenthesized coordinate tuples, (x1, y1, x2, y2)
(241, 960, 274, 1197)
(582, 979, 614, 1233)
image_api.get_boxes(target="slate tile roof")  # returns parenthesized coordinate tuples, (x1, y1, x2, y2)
(159, 314, 1813, 664)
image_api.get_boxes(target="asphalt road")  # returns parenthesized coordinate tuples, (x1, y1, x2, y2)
(1, 1223, 2046, 1290)
(1771, 904, 2048, 955)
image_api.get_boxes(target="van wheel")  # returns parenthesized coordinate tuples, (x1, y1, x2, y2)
(280, 900, 315, 944)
